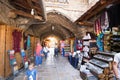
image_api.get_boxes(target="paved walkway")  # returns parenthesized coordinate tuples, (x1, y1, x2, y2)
(14, 55, 82, 80)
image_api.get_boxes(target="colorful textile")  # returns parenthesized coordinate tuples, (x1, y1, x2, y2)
(27, 36, 31, 49)
(101, 11, 109, 33)
(12, 30, 22, 52)
(96, 32, 104, 51)
(73, 39, 77, 52)
(95, 18, 101, 36)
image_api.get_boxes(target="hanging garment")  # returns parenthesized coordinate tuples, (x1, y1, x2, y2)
(95, 18, 101, 36)
(23, 34, 27, 50)
(101, 11, 109, 33)
(27, 36, 31, 49)
(12, 30, 22, 52)
(76, 40, 83, 51)
(73, 39, 77, 52)
(96, 33, 104, 51)
(107, 4, 120, 28)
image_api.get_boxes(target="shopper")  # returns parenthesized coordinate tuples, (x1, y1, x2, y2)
(24, 62, 38, 80)
(113, 53, 120, 80)
(43, 45, 49, 59)
(35, 41, 43, 66)
(54, 46, 59, 57)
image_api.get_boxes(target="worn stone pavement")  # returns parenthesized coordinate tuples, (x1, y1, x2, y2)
(14, 55, 82, 80)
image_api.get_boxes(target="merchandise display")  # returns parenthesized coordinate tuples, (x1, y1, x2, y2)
(83, 51, 117, 80)
(110, 35, 120, 52)
(86, 63, 103, 74)
(94, 54, 113, 62)
(20, 49, 28, 69)
(8, 50, 19, 76)
(89, 59, 109, 68)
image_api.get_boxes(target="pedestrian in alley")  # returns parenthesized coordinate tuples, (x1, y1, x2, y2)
(24, 62, 38, 80)
(54, 46, 59, 57)
(35, 41, 44, 67)
(43, 45, 49, 59)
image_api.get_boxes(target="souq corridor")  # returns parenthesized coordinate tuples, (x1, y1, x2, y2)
(0, 0, 120, 80)
(14, 54, 82, 80)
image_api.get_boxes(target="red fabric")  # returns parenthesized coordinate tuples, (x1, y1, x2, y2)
(35, 43, 42, 56)
(95, 18, 101, 35)
(10, 55, 15, 59)
(12, 30, 22, 52)
(76, 45, 83, 51)
(23, 57, 27, 62)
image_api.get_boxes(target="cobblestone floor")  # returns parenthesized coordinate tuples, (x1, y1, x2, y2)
(14, 54, 82, 80)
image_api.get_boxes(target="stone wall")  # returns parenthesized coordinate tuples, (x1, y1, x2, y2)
(44, 0, 99, 22)
(0, 0, 29, 28)
(76, 25, 94, 39)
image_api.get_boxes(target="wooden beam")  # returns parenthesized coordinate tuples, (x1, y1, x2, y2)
(78, 21, 93, 27)
(84, 0, 119, 20)
(31, 0, 39, 4)
(12, 2, 42, 15)
(10, 10, 42, 20)
(76, 0, 120, 22)
(26, 0, 34, 8)
(12, 2, 31, 10)
(76, 1, 100, 22)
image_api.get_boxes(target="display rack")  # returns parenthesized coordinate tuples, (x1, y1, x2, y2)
(85, 51, 117, 80)
(110, 35, 120, 52)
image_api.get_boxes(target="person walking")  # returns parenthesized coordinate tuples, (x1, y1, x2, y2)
(35, 41, 43, 66)
(43, 45, 49, 59)
(54, 46, 59, 57)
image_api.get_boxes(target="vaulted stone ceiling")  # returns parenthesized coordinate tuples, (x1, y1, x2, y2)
(27, 12, 76, 39)
(6, 0, 120, 39)
(44, 0, 99, 22)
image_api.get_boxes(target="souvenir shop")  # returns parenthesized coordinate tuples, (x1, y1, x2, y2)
(0, 25, 39, 78)
(66, 3, 120, 80)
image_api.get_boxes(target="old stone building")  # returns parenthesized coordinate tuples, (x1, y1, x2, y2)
(0, 0, 120, 80)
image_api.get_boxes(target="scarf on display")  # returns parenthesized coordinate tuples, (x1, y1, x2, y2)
(27, 36, 31, 49)
(12, 30, 22, 52)
(95, 18, 104, 51)
(101, 11, 109, 33)
(36, 43, 42, 56)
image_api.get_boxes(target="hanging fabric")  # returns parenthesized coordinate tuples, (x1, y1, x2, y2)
(23, 33, 27, 50)
(95, 18, 104, 51)
(27, 35, 31, 49)
(12, 29, 22, 52)
(101, 11, 109, 33)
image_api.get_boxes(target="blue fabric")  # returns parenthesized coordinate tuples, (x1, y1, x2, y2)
(96, 33, 104, 51)
(54, 48, 59, 56)
(10, 59, 16, 65)
(73, 39, 77, 52)
(35, 56, 42, 66)
(68, 55, 72, 64)
(35, 49, 44, 65)
(74, 58, 79, 68)
(21, 52, 26, 57)
(26, 69, 37, 80)
(44, 52, 48, 59)
(27, 36, 30, 49)
(62, 48, 65, 56)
